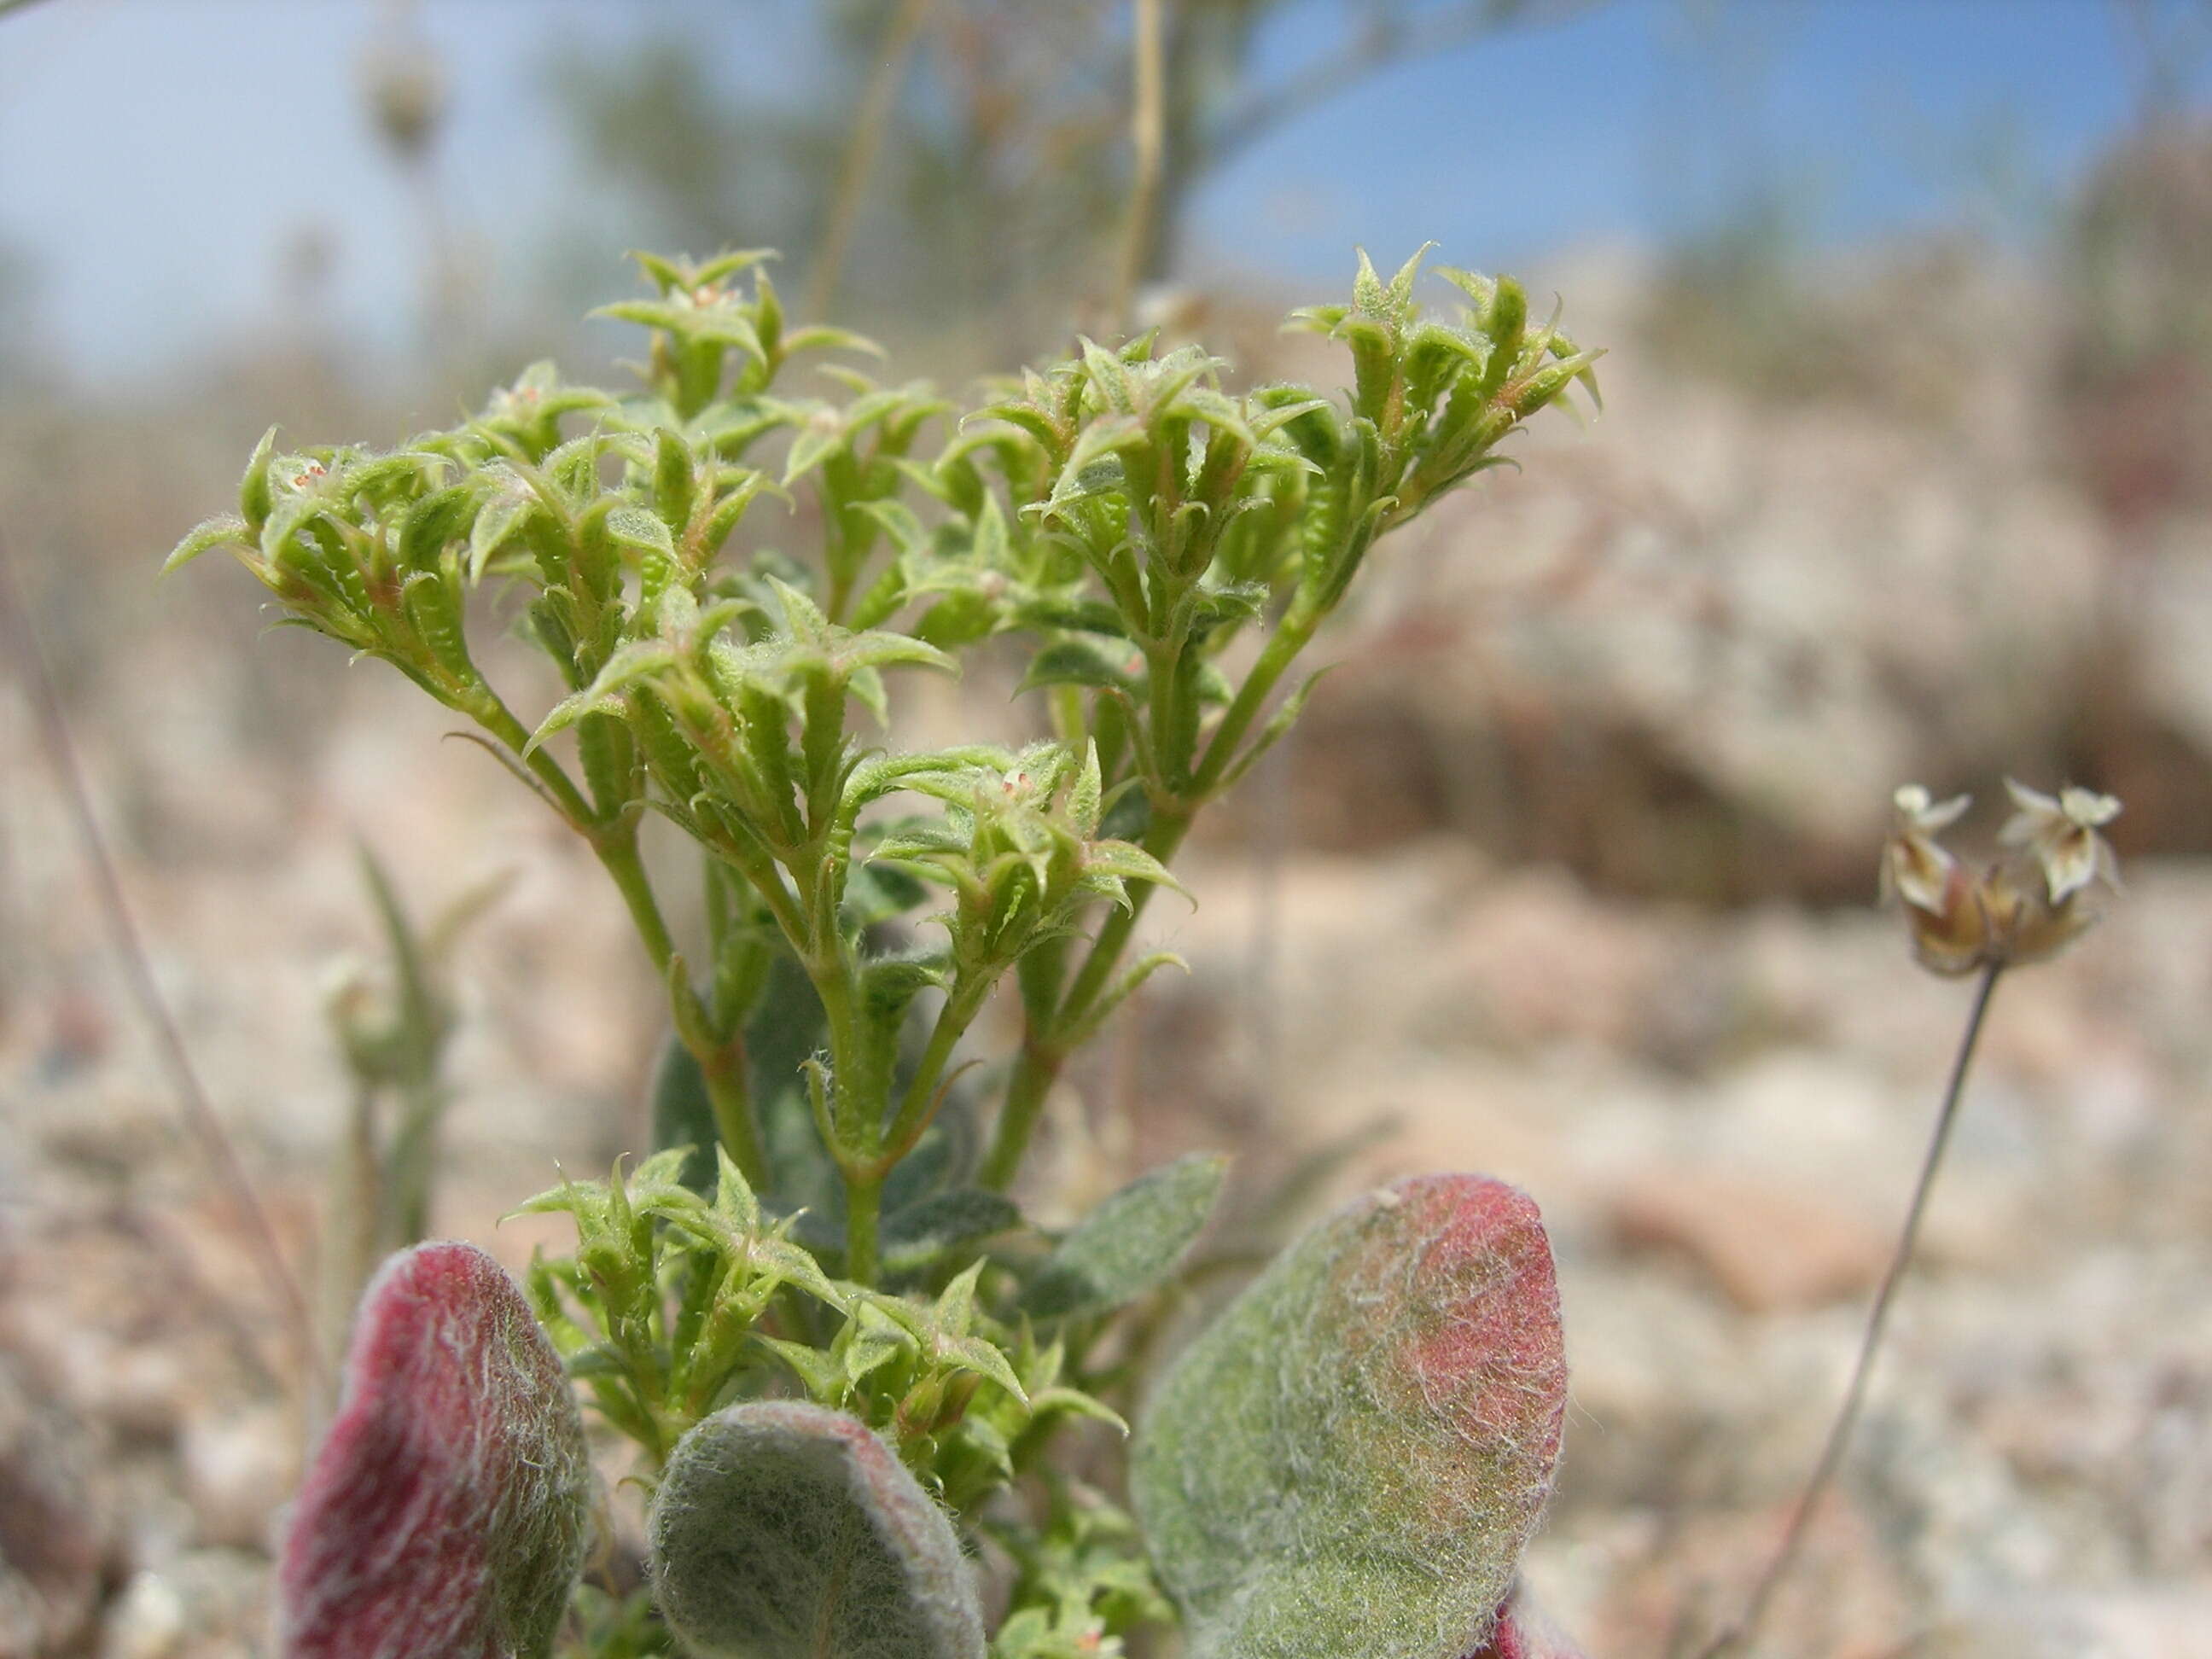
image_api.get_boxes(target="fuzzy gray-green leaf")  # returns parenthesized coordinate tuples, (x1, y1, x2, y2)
(650, 1400, 985, 1659)
(1130, 1174, 1569, 1659)
(1023, 1152, 1226, 1320)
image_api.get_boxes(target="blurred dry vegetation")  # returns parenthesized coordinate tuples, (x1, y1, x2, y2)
(4, 3, 2212, 1656)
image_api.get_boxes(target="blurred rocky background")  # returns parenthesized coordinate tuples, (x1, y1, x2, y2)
(5, 1, 2212, 1654)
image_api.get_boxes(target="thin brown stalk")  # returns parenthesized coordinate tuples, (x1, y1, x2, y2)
(1704, 961, 2004, 1656)
(0, 540, 317, 1384)
(1110, 0, 1167, 331)
(805, 0, 932, 322)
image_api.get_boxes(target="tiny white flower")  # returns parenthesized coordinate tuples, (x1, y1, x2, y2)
(1894, 784, 1971, 833)
(1881, 785, 1971, 915)
(2000, 779, 2122, 905)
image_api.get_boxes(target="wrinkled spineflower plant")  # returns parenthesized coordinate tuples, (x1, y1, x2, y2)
(174, 247, 1602, 1659)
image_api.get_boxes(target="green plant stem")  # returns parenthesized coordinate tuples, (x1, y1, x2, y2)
(811, 944, 864, 1127)
(593, 826, 679, 974)
(386, 1079, 447, 1244)
(844, 1166, 886, 1287)
(472, 696, 597, 825)
(601, 827, 770, 1186)
(697, 1044, 768, 1191)
(883, 979, 991, 1166)
(1711, 961, 2004, 1656)
(979, 807, 1189, 1192)
(1192, 608, 1315, 795)
(479, 699, 777, 1189)
(1070, 812, 1194, 1022)
(981, 610, 1317, 1192)
(981, 1045, 1058, 1195)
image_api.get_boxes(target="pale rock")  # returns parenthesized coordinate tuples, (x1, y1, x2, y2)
(178, 1407, 293, 1552)
(100, 1573, 184, 1659)
(1605, 1164, 1889, 1313)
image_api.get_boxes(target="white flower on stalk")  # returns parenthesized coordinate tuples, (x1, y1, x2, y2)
(2000, 780, 2122, 905)
(1881, 784, 1972, 914)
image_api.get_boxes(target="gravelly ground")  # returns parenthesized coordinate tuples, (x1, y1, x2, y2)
(8, 669, 2208, 1656)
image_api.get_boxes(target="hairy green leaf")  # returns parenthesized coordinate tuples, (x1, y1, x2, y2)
(1024, 1153, 1227, 1320)
(651, 1401, 986, 1659)
(1131, 1175, 1568, 1659)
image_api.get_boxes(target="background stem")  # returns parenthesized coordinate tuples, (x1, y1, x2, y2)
(1111, 0, 1167, 331)
(1714, 961, 2005, 1654)
(805, 0, 931, 321)
(0, 544, 317, 1385)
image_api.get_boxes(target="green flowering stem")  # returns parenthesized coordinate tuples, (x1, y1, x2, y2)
(980, 806, 1190, 1192)
(808, 944, 865, 1121)
(469, 697, 599, 830)
(832, 973, 993, 1284)
(883, 977, 992, 1165)
(590, 826, 678, 975)
(696, 1041, 766, 1196)
(1191, 610, 1318, 795)
(482, 693, 777, 1191)
(981, 1047, 1056, 1195)
(602, 830, 772, 1191)
(981, 612, 1318, 1192)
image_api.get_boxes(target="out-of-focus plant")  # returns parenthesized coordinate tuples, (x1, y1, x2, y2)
(314, 846, 508, 1387)
(172, 243, 1599, 1656)
(548, 1, 1604, 329)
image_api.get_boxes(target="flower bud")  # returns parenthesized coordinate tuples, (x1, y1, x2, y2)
(360, 35, 445, 165)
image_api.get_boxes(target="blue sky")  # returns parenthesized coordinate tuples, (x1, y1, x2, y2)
(2, 0, 2205, 380)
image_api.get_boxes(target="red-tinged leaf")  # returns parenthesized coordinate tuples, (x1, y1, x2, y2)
(1132, 1174, 1568, 1659)
(279, 1241, 591, 1659)
(1461, 1579, 1586, 1659)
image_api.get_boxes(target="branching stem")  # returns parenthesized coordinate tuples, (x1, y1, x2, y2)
(981, 606, 1317, 1191)
(477, 699, 777, 1187)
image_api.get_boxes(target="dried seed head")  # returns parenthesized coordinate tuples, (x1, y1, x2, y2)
(359, 38, 445, 164)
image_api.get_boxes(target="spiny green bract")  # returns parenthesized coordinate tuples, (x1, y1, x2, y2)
(1131, 1174, 1568, 1659)
(649, 1400, 986, 1659)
